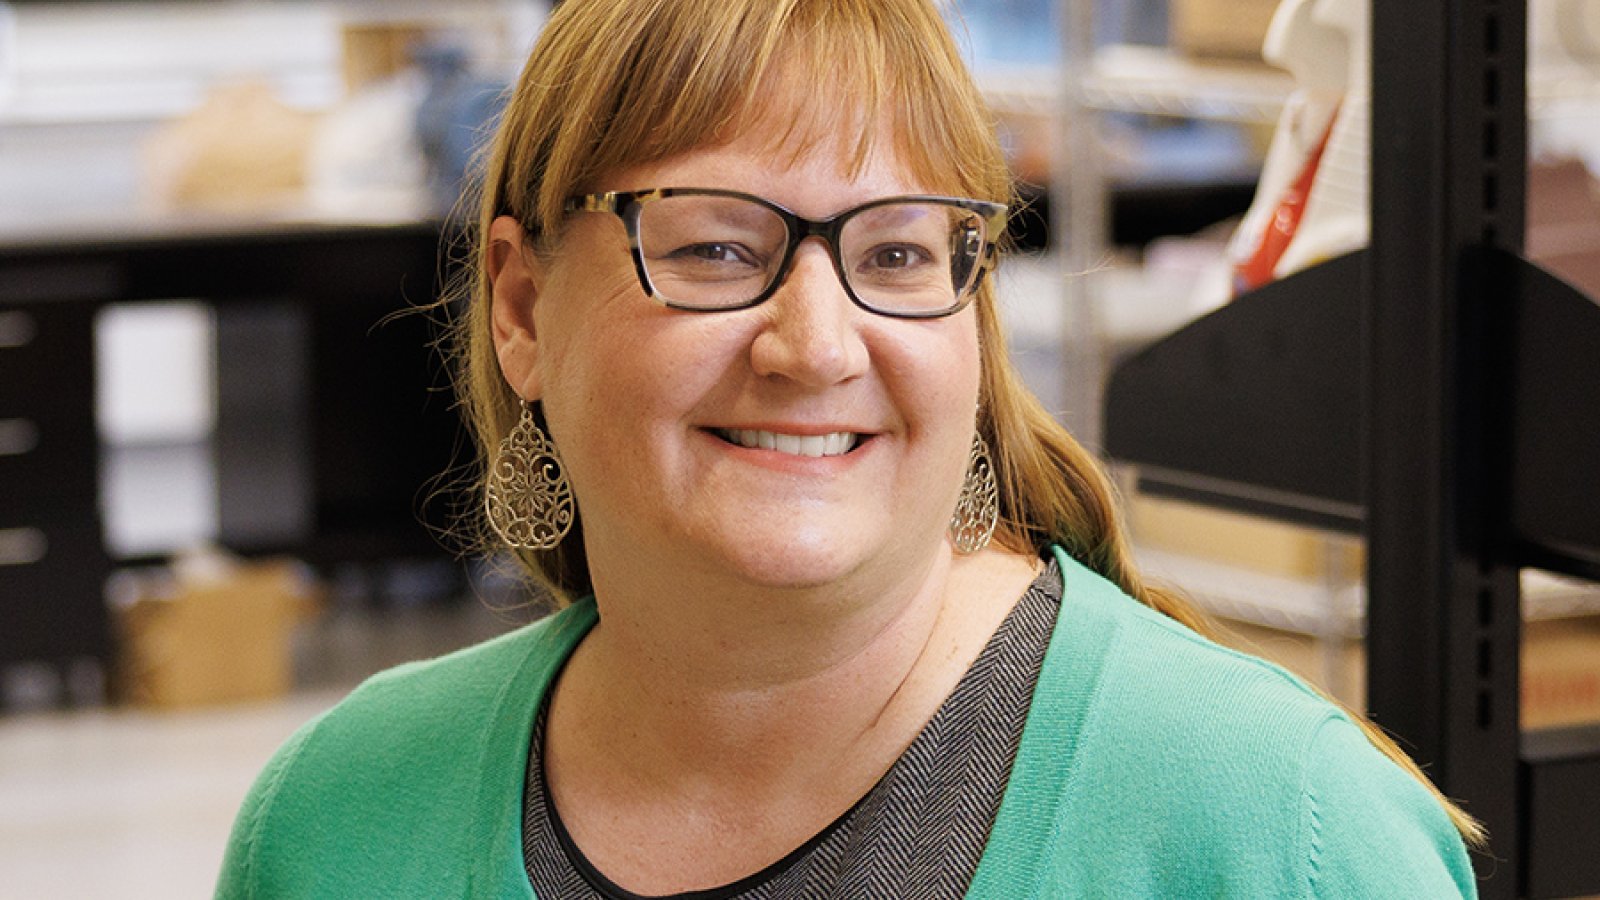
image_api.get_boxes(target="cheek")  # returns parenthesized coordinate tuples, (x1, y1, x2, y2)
(551, 319, 728, 416)
(534, 281, 737, 470)
(533, 265, 642, 404)
(877, 315, 983, 423)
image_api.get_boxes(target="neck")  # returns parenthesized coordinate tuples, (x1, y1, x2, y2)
(548, 538, 1033, 792)
(581, 541, 949, 754)
(598, 543, 946, 689)
(540, 538, 1040, 893)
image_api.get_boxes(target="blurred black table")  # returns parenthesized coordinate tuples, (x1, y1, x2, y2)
(0, 206, 463, 693)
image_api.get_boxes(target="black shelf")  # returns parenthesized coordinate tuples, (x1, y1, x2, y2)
(0, 221, 466, 698)
(1107, 248, 1600, 582)
(1522, 725, 1600, 899)
(1105, 251, 1366, 532)
(1509, 258, 1600, 582)
(1010, 178, 1259, 252)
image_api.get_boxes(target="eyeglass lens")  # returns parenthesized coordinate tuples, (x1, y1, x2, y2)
(634, 196, 990, 314)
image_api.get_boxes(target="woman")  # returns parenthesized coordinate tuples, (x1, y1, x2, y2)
(218, 0, 1481, 896)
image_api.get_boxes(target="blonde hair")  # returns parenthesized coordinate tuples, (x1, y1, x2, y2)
(448, 0, 1482, 847)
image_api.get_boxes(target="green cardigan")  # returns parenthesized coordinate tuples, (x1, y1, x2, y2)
(217, 547, 1477, 898)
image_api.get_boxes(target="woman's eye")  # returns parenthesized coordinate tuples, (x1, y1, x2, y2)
(672, 242, 755, 265)
(865, 244, 931, 271)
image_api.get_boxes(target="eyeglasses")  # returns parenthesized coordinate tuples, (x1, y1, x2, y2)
(563, 188, 1007, 319)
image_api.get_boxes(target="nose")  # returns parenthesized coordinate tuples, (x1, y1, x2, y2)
(749, 239, 869, 387)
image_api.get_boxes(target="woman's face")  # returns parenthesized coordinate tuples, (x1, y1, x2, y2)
(494, 119, 982, 591)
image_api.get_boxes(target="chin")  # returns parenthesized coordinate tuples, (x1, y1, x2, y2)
(708, 528, 876, 591)
(706, 519, 947, 595)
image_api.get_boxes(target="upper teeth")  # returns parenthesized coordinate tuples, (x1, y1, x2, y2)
(718, 429, 858, 457)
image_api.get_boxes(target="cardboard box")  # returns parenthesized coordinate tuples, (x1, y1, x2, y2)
(1171, 0, 1281, 61)
(116, 558, 320, 709)
(341, 23, 427, 94)
(1528, 157, 1600, 303)
(1520, 615, 1600, 730)
(142, 82, 318, 211)
(1131, 493, 1600, 729)
(1217, 614, 1600, 731)
(1129, 492, 1363, 581)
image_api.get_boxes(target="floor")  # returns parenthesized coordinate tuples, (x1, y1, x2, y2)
(0, 688, 343, 899)
(0, 597, 525, 900)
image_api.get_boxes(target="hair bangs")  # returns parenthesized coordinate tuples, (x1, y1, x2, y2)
(707, 0, 1010, 203)
(514, 0, 1008, 239)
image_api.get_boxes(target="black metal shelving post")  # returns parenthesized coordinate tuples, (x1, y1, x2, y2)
(1366, 0, 1524, 895)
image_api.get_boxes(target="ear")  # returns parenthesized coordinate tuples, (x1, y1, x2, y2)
(487, 215, 546, 402)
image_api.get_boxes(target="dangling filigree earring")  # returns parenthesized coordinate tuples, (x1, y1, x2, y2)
(949, 430, 998, 554)
(485, 401, 574, 550)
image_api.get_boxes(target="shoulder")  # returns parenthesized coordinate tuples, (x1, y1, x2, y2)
(1019, 549, 1475, 896)
(304, 602, 582, 736)
(1300, 715, 1479, 897)
(279, 598, 590, 767)
(1044, 545, 1344, 764)
(215, 600, 596, 898)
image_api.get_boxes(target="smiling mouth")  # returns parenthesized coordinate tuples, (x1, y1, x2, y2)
(711, 428, 863, 458)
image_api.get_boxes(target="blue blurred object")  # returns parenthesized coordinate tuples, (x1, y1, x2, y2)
(944, 0, 1169, 68)
(413, 41, 509, 216)
(946, 0, 1060, 66)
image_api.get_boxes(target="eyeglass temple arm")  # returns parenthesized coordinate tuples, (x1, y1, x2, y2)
(566, 193, 620, 214)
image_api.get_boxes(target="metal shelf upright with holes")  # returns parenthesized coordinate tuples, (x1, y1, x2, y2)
(1099, 0, 1600, 896)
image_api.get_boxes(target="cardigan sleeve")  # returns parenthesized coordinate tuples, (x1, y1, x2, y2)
(1301, 715, 1479, 899)
(213, 716, 319, 900)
